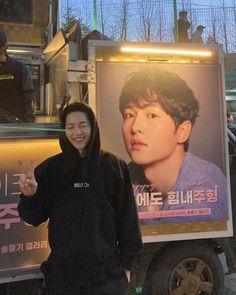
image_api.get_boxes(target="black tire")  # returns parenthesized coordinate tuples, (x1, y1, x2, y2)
(143, 242, 224, 295)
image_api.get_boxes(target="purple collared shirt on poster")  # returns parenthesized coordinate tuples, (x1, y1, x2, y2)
(130, 153, 228, 225)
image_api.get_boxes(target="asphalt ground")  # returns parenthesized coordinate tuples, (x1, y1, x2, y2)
(221, 253, 236, 295)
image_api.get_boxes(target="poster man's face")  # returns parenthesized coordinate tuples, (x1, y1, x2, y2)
(122, 102, 184, 166)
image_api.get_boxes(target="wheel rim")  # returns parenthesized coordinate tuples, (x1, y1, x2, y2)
(168, 257, 213, 295)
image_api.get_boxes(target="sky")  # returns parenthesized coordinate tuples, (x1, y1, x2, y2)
(59, 0, 235, 25)
(190, 0, 232, 5)
(59, 0, 235, 32)
(60, 0, 234, 10)
(59, 0, 235, 16)
(59, 0, 235, 20)
(191, 0, 231, 5)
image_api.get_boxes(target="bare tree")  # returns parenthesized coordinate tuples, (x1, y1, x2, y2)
(209, 3, 218, 44)
(120, 0, 129, 41)
(221, 0, 229, 53)
(136, 0, 157, 42)
(100, 0, 130, 41)
(107, 23, 120, 40)
(99, 0, 105, 34)
(59, 0, 236, 53)
(156, 1, 164, 42)
(61, 2, 91, 37)
(61, 3, 77, 31)
(97, 1, 120, 40)
(233, 0, 236, 50)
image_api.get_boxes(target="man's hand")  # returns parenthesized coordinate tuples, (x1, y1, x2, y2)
(18, 159, 38, 197)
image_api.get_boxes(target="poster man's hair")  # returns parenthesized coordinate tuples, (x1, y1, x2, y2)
(119, 67, 199, 127)
(119, 67, 199, 151)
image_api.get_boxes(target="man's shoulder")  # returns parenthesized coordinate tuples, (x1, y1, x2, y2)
(7, 56, 22, 65)
(5, 56, 24, 70)
(36, 153, 63, 172)
(175, 153, 227, 193)
(192, 31, 200, 39)
(99, 150, 129, 172)
(183, 153, 225, 179)
(34, 153, 63, 182)
(100, 150, 122, 163)
(185, 152, 216, 167)
(128, 161, 146, 184)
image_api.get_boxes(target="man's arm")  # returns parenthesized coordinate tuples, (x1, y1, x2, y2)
(18, 160, 50, 226)
(21, 64, 35, 123)
(116, 160, 143, 272)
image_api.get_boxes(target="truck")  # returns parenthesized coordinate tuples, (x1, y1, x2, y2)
(0, 14, 236, 295)
(83, 39, 235, 295)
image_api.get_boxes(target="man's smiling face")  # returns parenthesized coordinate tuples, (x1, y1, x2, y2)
(65, 111, 91, 156)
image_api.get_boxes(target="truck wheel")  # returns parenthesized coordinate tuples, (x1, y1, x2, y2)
(144, 242, 224, 295)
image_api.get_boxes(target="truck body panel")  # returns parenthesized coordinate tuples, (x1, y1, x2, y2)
(0, 126, 60, 283)
(87, 40, 232, 243)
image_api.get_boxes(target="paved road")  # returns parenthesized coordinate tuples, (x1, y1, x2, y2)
(221, 254, 236, 295)
(224, 274, 236, 295)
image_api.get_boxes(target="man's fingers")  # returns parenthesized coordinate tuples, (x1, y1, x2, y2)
(18, 160, 26, 173)
(18, 175, 29, 187)
(18, 159, 35, 176)
(18, 161, 37, 197)
(29, 159, 34, 174)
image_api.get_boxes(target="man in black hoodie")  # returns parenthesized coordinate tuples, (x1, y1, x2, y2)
(18, 102, 143, 295)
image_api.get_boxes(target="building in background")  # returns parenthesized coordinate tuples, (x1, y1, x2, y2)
(0, 0, 59, 45)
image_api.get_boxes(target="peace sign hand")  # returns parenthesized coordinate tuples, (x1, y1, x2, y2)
(18, 159, 38, 197)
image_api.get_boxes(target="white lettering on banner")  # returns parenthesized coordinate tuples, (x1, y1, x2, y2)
(0, 240, 48, 254)
(0, 173, 21, 197)
(0, 203, 20, 230)
(167, 191, 194, 205)
(135, 187, 219, 209)
(136, 192, 163, 206)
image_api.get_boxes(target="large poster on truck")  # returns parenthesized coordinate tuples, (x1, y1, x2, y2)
(96, 62, 232, 243)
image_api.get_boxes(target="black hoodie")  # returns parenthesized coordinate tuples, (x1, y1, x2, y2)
(18, 104, 142, 292)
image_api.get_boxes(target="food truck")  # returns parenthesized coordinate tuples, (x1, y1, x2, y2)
(0, 15, 235, 295)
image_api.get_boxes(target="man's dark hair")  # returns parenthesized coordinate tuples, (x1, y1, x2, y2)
(61, 101, 95, 129)
(119, 67, 199, 151)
